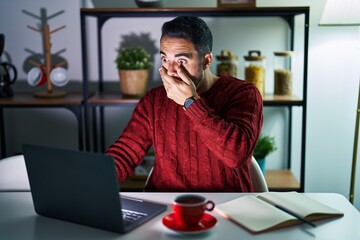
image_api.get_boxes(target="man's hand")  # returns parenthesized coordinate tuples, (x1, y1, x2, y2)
(159, 65, 199, 106)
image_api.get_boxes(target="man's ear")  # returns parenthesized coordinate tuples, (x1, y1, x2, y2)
(203, 53, 213, 70)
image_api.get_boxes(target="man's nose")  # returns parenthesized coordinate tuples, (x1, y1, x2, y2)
(166, 62, 179, 76)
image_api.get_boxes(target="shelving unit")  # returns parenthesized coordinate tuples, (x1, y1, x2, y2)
(80, 7, 309, 192)
(0, 93, 85, 158)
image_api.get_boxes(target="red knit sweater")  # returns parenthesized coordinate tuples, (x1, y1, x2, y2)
(106, 75, 263, 192)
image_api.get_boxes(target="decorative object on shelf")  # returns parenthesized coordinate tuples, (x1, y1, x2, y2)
(27, 66, 46, 87)
(253, 134, 277, 174)
(216, 50, 238, 77)
(274, 51, 294, 96)
(49, 67, 69, 87)
(26, 23, 68, 98)
(319, 0, 360, 205)
(217, 0, 256, 8)
(244, 50, 265, 96)
(0, 33, 18, 98)
(135, 0, 166, 8)
(115, 47, 153, 97)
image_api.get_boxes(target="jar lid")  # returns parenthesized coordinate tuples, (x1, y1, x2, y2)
(274, 51, 294, 56)
(216, 50, 238, 61)
(244, 50, 265, 61)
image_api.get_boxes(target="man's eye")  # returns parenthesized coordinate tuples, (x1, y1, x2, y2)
(161, 58, 169, 63)
(178, 60, 186, 65)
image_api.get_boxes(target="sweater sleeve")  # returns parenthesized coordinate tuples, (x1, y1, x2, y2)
(105, 95, 153, 183)
(185, 81, 263, 169)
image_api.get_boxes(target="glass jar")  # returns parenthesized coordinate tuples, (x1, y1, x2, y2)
(244, 50, 266, 96)
(216, 50, 238, 78)
(274, 51, 294, 95)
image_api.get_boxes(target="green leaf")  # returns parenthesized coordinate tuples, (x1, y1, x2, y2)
(253, 134, 277, 159)
(115, 47, 153, 70)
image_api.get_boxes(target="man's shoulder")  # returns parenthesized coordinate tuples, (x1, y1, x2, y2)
(215, 75, 262, 103)
(218, 75, 258, 91)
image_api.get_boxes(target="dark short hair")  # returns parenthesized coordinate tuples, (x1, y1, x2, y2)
(161, 16, 213, 58)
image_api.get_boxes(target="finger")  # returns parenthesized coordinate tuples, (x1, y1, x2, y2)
(160, 68, 175, 96)
(159, 67, 174, 84)
(177, 65, 191, 85)
(159, 69, 171, 90)
(159, 67, 166, 80)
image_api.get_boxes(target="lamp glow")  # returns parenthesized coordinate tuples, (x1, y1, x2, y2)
(319, 0, 360, 205)
(319, 0, 360, 26)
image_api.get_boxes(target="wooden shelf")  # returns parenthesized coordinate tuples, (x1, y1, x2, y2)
(80, 7, 310, 17)
(265, 169, 300, 191)
(262, 94, 303, 106)
(88, 92, 139, 106)
(87, 92, 302, 106)
(0, 92, 83, 106)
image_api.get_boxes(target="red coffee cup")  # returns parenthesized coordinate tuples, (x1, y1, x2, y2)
(172, 194, 215, 227)
(27, 67, 47, 87)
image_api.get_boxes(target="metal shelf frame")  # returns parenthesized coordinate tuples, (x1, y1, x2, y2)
(80, 7, 309, 192)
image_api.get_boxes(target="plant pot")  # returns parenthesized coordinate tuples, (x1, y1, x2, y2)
(256, 158, 266, 175)
(118, 69, 149, 97)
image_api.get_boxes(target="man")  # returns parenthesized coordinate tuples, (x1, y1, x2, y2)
(106, 16, 263, 192)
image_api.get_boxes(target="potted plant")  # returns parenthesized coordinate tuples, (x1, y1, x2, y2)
(253, 134, 277, 174)
(115, 47, 153, 97)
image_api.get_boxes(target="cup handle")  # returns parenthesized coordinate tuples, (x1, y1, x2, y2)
(3, 62, 17, 84)
(205, 200, 215, 211)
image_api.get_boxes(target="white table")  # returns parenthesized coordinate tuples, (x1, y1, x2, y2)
(0, 192, 359, 240)
(0, 155, 30, 191)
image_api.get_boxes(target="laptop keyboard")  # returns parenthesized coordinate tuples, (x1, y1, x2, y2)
(122, 209, 148, 226)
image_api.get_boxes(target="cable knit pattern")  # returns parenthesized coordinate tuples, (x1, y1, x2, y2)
(106, 75, 263, 192)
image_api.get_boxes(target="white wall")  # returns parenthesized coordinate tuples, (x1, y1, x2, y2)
(0, 0, 359, 209)
(261, 0, 360, 209)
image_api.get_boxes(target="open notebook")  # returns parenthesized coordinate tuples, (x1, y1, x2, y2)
(215, 191, 343, 234)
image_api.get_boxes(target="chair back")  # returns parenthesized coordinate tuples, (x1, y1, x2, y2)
(145, 156, 268, 192)
(250, 156, 268, 192)
(0, 155, 30, 191)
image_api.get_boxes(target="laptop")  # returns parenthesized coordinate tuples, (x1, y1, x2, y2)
(22, 144, 167, 233)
